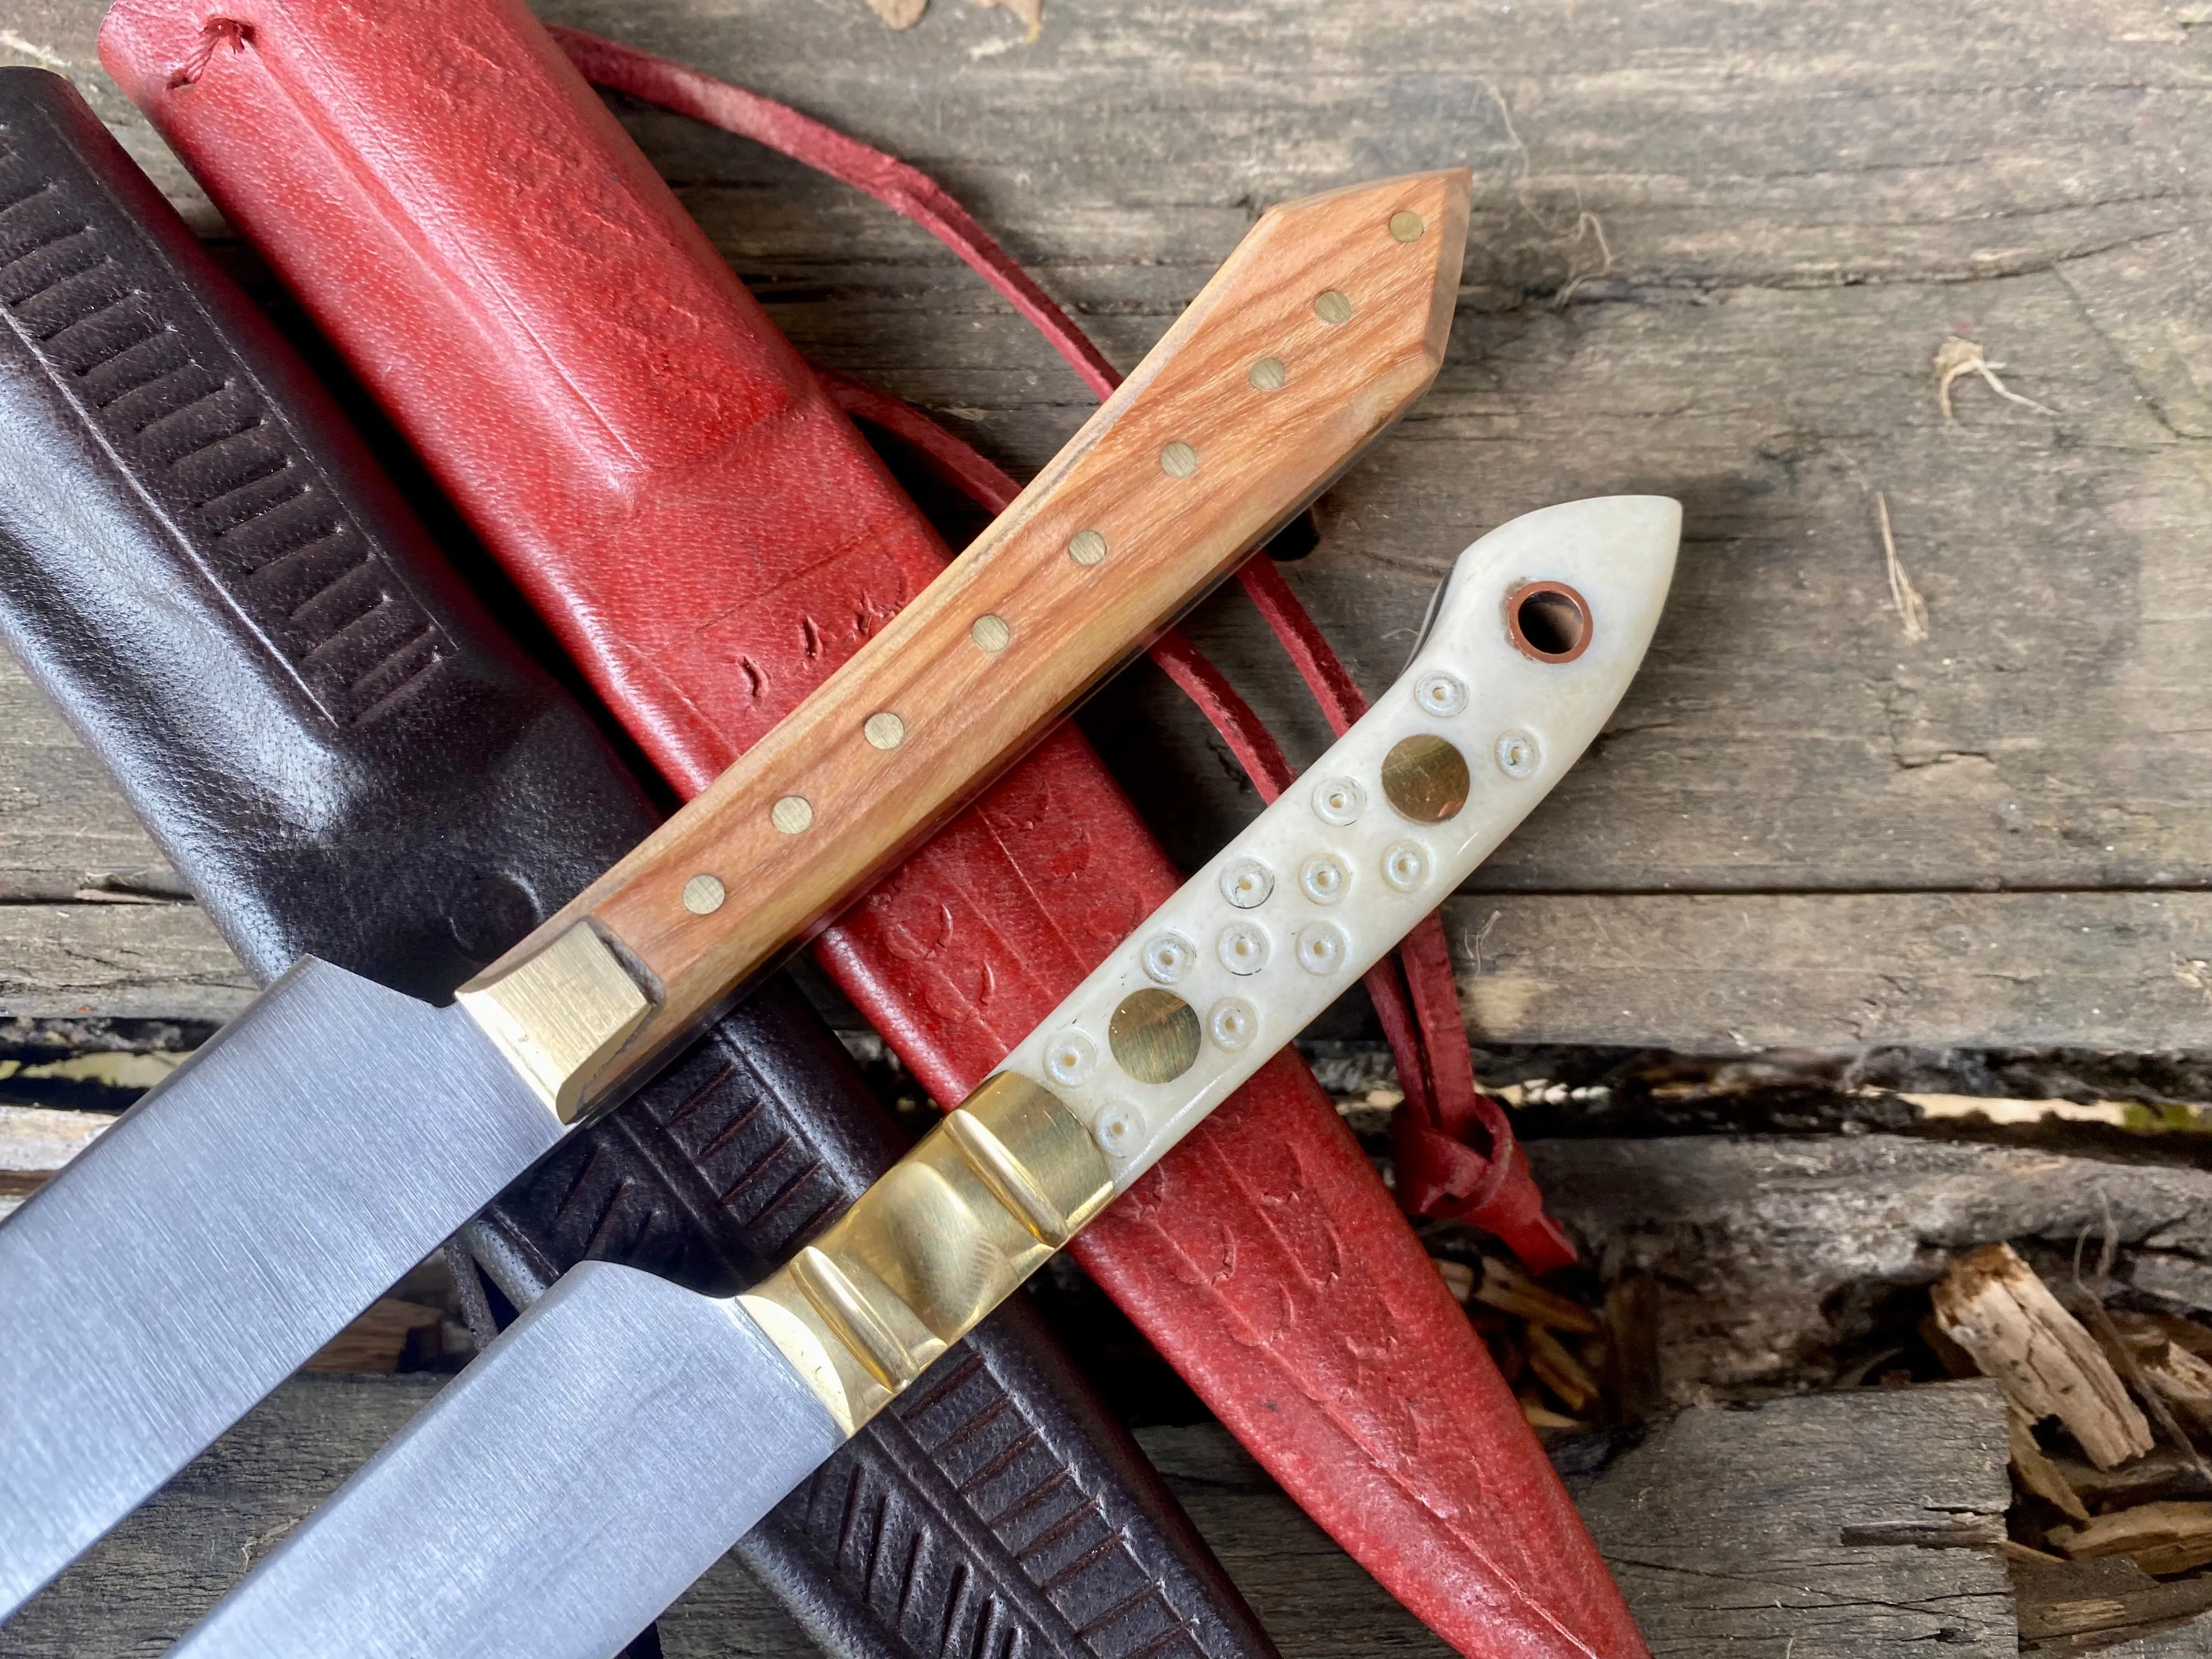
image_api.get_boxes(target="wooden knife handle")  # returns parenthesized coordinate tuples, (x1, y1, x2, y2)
(461, 168, 1471, 1118)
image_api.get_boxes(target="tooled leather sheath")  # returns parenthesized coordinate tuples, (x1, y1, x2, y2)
(96, 3, 1647, 1653)
(0, 70, 1283, 1659)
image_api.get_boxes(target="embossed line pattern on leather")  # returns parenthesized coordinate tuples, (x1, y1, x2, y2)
(0, 119, 446, 727)
(483, 1015, 856, 1297)
(779, 1350, 1210, 1659)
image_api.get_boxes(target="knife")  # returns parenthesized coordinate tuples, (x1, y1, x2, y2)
(0, 77, 1466, 1612)
(0, 67, 1279, 1659)
(169, 495, 1680, 1659)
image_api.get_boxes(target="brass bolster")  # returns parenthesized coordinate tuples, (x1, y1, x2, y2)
(456, 923, 652, 1124)
(737, 1073, 1114, 1435)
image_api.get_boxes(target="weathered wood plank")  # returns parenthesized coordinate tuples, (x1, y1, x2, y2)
(0, 902, 250, 1022)
(0, 0, 2207, 1049)
(1527, 1133, 2212, 1403)
(1446, 890, 2212, 1050)
(1567, 1381, 2016, 1658)
(0, 1371, 2034, 1658)
(0, 656, 177, 905)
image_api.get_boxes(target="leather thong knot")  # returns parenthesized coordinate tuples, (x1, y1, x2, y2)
(555, 26, 1577, 1277)
(168, 18, 249, 89)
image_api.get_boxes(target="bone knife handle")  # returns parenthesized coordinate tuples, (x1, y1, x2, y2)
(739, 496, 1681, 1432)
(461, 168, 1472, 1119)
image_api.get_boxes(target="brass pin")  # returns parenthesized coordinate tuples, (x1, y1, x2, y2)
(862, 712, 906, 751)
(681, 874, 726, 915)
(1067, 529, 1107, 567)
(1248, 357, 1288, 391)
(1159, 441, 1199, 479)
(1389, 211, 1426, 242)
(1380, 734, 1470, 823)
(771, 795, 815, 835)
(1109, 988, 1203, 1085)
(1314, 290, 1354, 325)
(971, 614, 1012, 653)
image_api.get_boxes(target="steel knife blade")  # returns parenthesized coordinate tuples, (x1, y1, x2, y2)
(0, 136, 1472, 1615)
(166, 495, 1680, 1659)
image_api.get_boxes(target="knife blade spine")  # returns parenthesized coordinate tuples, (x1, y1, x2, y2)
(452, 168, 1474, 1125)
(741, 496, 1681, 1435)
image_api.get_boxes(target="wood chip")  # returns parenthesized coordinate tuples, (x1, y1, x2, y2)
(2049, 1500, 2212, 1576)
(1516, 1391, 1584, 1431)
(1931, 1242, 2153, 1469)
(2015, 1554, 2212, 1647)
(864, 0, 928, 28)
(2010, 1403, 2090, 1522)
(1528, 1324, 1600, 1415)
(2133, 1334, 2212, 1427)
(1430, 1256, 1474, 1303)
(1472, 1255, 1601, 1334)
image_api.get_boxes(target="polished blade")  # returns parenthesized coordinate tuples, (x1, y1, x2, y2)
(0, 958, 559, 1616)
(170, 1261, 844, 1659)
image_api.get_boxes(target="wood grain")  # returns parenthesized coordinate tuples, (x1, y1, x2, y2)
(0, 1373, 2039, 1659)
(493, 171, 1469, 1091)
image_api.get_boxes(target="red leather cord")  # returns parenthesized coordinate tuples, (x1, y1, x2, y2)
(726, 66, 1562, 1263)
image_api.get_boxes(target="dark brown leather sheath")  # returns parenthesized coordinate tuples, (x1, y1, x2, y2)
(0, 69, 1278, 1659)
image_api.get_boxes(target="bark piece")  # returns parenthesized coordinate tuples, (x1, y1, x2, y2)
(1931, 1243, 2153, 1469)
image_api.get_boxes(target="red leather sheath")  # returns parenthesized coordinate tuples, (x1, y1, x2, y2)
(100, 4, 1642, 1652)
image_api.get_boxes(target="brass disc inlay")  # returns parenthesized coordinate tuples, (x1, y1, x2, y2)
(1381, 733, 1471, 823)
(681, 874, 726, 915)
(1108, 988, 1202, 1085)
(863, 711, 906, 750)
(1159, 441, 1199, 479)
(1248, 357, 1288, 392)
(971, 613, 1012, 653)
(771, 795, 815, 835)
(1314, 290, 1354, 325)
(1389, 210, 1426, 243)
(1067, 528, 1108, 566)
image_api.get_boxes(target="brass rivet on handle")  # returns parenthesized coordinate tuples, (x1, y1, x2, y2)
(1248, 357, 1288, 392)
(863, 712, 906, 750)
(1109, 988, 1202, 1085)
(1159, 442, 1199, 479)
(1389, 211, 1426, 242)
(771, 795, 815, 835)
(1068, 529, 1108, 567)
(971, 614, 1012, 653)
(1381, 733, 1471, 824)
(1314, 290, 1354, 325)
(681, 874, 726, 915)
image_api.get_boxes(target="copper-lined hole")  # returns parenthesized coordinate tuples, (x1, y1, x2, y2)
(1506, 580, 1593, 663)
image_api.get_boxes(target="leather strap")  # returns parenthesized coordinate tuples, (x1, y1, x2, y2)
(97, 7, 1645, 1651)
(0, 69, 1279, 1659)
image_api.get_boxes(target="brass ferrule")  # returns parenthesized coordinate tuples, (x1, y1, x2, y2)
(456, 923, 652, 1124)
(737, 1073, 1114, 1435)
